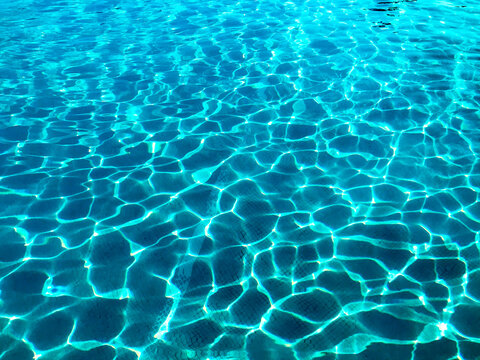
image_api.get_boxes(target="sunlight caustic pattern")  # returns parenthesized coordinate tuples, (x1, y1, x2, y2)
(1, 0, 480, 359)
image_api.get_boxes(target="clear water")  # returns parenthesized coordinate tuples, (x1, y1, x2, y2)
(1, 0, 480, 359)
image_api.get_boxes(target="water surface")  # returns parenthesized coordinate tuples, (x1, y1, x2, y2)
(1, 0, 480, 359)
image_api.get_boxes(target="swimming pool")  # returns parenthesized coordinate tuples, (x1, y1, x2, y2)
(1, 0, 480, 358)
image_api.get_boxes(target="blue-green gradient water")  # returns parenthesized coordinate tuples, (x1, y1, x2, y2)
(1, 0, 480, 359)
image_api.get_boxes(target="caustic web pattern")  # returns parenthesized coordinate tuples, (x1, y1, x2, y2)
(1, 0, 480, 359)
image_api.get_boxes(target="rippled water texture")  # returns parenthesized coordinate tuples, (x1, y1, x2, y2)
(1, 0, 480, 359)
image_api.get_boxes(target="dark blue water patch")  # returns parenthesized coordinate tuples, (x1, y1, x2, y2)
(206, 285, 242, 311)
(230, 153, 265, 175)
(41, 176, 88, 198)
(0, 125, 29, 141)
(414, 338, 457, 360)
(314, 271, 363, 305)
(467, 270, 480, 301)
(241, 216, 277, 242)
(95, 138, 124, 157)
(264, 310, 317, 342)
(152, 157, 182, 173)
(246, 330, 295, 360)
(211, 334, 244, 353)
(348, 342, 414, 360)
(256, 171, 302, 194)
(104, 144, 151, 168)
(212, 247, 245, 285)
(165, 137, 202, 159)
(142, 341, 191, 360)
(0, 292, 45, 316)
(120, 322, 158, 348)
(89, 166, 116, 180)
(89, 231, 132, 267)
(0, 242, 25, 263)
(1, 270, 47, 294)
(56, 219, 95, 247)
(71, 298, 127, 342)
(313, 204, 352, 229)
(297, 317, 362, 352)
(459, 340, 480, 360)
(27, 312, 74, 350)
(358, 309, 425, 341)
(294, 261, 319, 279)
(281, 290, 340, 322)
(261, 278, 292, 302)
(450, 304, 480, 338)
(182, 148, 233, 171)
(0, 341, 35, 360)
(165, 319, 222, 350)
(126, 275, 172, 325)
(123, 220, 177, 248)
(272, 246, 295, 273)
(207, 213, 244, 245)
(374, 183, 408, 203)
(58, 198, 92, 220)
(63, 345, 116, 360)
(382, 291, 419, 306)
(89, 265, 127, 293)
(0, 173, 49, 193)
(274, 214, 304, 235)
(405, 259, 437, 282)
(343, 259, 388, 280)
(117, 179, 152, 203)
(436, 259, 466, 281)
(0, 333, 15, 352)
(149, 172, 191, 193)
(180, 185, 219, 217)
(49, 263, 91, 298)
(2, 317, 27, 340)
(342, 172, 376, 189)
(0, 227, 26, 262)
(253, 251, 275, 279)
(276, 153, 301, 174)
(337, 240, 411, 270)
(297, 244, 318, 261)
(231, 289, 270, 326)
(102, 203, 145, 226)
(21, 143, 90, 159)
(172, 259, 213, 294)
(89, 196, 123, 221)
(422, 281, 449, 302)
(0, 160, 29, 177)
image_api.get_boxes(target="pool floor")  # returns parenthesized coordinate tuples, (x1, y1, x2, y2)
(1, 0, 480, 359)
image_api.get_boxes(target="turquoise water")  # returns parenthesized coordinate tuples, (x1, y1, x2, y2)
(1, 0, 480, 358)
